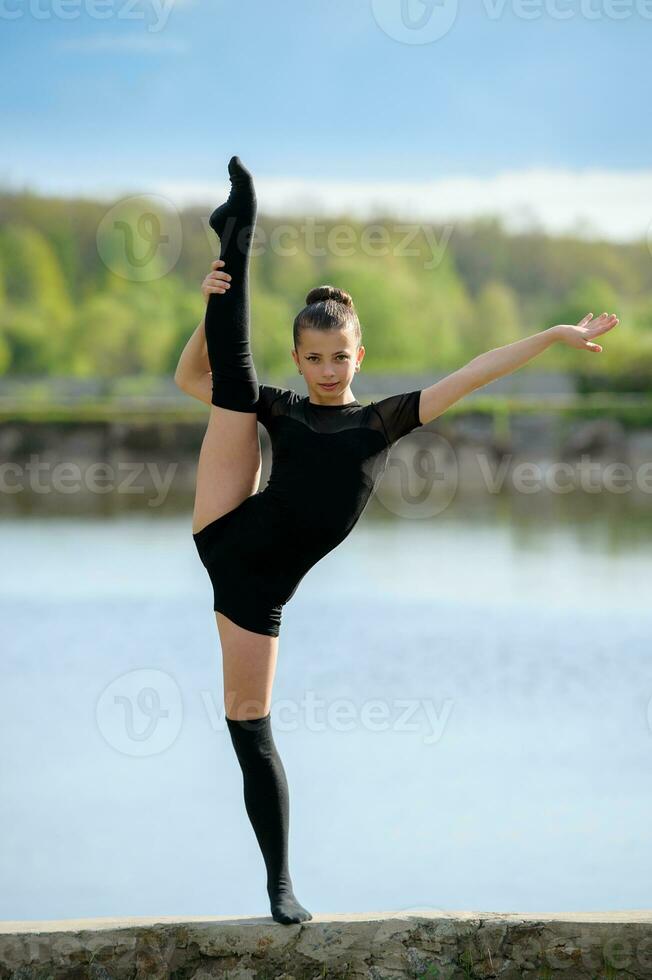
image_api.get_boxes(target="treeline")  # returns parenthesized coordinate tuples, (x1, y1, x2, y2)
(1, 189, 651, 386)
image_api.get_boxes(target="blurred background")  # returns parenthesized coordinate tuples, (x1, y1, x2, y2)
(2, 0, 652, 922)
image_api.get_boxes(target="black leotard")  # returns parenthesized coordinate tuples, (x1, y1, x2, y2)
(192, 383, 423, 636)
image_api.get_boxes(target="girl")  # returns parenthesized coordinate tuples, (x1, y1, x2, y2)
(174, 156, 619, 925)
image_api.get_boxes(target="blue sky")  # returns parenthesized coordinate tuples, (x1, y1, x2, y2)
(2, 0, 650, 238)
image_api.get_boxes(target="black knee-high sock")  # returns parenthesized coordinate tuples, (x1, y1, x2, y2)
(205, 155, 258, 412)
(226, 712, 312, 925)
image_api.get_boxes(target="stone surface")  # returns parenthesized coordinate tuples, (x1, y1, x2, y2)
(2, 910, 652, 979)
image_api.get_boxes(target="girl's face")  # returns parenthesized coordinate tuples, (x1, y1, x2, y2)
(292, 327, 365, 401)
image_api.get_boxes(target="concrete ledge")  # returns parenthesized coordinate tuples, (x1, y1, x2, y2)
(1, 910, 652, 979)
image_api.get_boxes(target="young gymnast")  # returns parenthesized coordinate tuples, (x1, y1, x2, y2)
(174, 156, 619, 925)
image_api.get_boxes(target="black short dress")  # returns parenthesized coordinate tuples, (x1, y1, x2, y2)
(192, 384, 423, 637)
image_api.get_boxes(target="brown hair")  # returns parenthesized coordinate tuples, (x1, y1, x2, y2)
(293, 285, 362, 349)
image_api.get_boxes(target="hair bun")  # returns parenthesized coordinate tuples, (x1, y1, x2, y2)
(305, 285, 353, 308)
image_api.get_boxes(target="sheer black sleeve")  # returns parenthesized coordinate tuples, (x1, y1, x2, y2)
(255, 383, 294, 430)
(369, 389, 422, 447)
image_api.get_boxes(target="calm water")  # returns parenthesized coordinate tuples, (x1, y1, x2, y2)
(1, 496, 652, 921)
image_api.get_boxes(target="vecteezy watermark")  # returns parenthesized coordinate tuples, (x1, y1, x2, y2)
(96, 672, 454, 756)
(96, 194, 182, 282)
(204, 691, 455, 746)
(371, 0, 652, 44)
(370, 439, 652, 520)
(0, 456, 178, 507)
(481, 454, 652, 494)
(0, 0, 179, 32)
(96, 668, 184, 757)
(413, 932, 652, 975)
(97, 195, 455, 277)
(245, 219, 453, 272)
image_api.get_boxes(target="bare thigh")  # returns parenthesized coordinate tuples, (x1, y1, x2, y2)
(193, 404, 262, 535)
(217, 612, 279, 720)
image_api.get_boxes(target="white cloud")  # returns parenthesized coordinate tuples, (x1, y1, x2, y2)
(151, 168, 652, 244)
(4, 168, 651, 244)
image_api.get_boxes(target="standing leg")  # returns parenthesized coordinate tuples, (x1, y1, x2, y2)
(193, 156, 261, 534)
(217, 613, 313, 925)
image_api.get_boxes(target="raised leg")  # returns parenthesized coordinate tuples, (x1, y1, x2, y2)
(193, 156, 261, 535)
(192, 409, 261, 535)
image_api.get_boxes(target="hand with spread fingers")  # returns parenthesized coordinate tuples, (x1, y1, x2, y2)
(553, 312, 619, 353)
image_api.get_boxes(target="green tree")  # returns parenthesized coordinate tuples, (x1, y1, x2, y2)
(0, 307, 62, 373)
(251, 289, 296, 377)
(549, 275, 619, 328)
(66, 294, 138, 376)
(548, 275, 623, 377)
(0, 222, 72, 322)
(472, 280, 522, 354)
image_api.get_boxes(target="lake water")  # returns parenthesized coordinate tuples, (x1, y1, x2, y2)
(2, 494, 652, 922)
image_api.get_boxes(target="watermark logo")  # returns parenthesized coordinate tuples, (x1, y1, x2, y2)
(96, 207, 453, 280)
(372, 429, 459, 518)
(371, 0, 459, 43)
(96, 668, 183, 757)
(96, 194, 182, 281)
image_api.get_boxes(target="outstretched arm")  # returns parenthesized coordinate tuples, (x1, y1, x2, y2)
(418, 311, 619, 425)
(174, 259, 232, 405)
